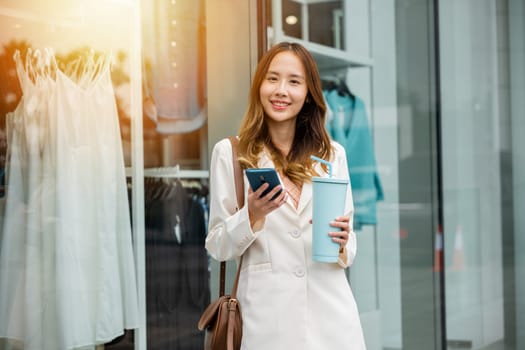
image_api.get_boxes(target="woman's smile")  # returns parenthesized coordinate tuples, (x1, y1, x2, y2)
(270, 99, 291, 110)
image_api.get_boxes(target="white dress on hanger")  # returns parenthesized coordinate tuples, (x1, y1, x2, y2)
(0, 51, 52, 346)
(56, 57, 139, 345)
(0, 50, 139, 350)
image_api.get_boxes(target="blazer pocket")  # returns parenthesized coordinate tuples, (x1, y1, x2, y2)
(245, 262, 272, 273)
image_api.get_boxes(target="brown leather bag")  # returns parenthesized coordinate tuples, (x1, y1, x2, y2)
(197, 136, 244, 350)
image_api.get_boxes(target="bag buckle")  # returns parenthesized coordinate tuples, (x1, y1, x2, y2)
(228, 298, 238, 310)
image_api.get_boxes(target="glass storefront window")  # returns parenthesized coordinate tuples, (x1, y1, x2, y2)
(0, 1, 143, 349)
(139, 1, 210, 349)
(439, 0, 525, 349)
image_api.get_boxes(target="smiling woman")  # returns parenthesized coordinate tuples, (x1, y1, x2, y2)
(205, 42, 366, 349)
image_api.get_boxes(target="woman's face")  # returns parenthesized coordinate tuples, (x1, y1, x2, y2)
(259, 51, 308, 126)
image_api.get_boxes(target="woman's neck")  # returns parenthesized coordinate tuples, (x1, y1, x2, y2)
(268, 123, 295, 157)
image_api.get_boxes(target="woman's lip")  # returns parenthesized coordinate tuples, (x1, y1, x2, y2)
(271, 100, 290, 109)
(271, 102, 288, 110)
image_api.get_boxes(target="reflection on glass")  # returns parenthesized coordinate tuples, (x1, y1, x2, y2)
(440, 1, 524, 349)
(140, 1, 211, 349)
(141, 0, 207, 169)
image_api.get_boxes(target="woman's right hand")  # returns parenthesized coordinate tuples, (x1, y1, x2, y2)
(247, 183, 287, 228)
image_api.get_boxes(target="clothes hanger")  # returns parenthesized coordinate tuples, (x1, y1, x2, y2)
(91, 52, 112, 83)
(337, 79, 355, 100)
(43, 48, 57, 81)
(78, 50, 101, 88)
(25, 48, 38, 83)
(63, 57, 81, 79)
(321, 74, 355, 100)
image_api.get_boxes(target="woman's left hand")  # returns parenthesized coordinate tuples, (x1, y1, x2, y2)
(329, 216, 351, 248)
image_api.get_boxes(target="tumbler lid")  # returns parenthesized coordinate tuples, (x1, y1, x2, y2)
(312, 176, 348, 184)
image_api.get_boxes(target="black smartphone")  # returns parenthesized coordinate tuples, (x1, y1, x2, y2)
(245, 168, 283, 199)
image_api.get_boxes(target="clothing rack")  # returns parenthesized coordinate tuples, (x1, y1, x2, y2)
(126, 165, 209, 179)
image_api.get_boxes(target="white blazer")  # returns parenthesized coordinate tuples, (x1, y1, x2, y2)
(206, 138, 367, 350)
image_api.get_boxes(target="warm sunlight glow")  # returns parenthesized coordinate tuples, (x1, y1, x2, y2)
(0, 0, 135, 51)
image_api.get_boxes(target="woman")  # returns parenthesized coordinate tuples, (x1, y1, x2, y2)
(206, 42, 366, 349)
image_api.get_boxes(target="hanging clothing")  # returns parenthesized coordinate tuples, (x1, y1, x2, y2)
(144, 178, 209, 350)
(0, 49, 139, 350)
(324, 90, 384, 230)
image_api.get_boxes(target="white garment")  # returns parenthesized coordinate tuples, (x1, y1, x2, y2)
(0, 50, 139, 350)
(206, 138, 367, 350)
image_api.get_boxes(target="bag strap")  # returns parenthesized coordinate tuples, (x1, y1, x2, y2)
(219, 136, 245, 297)
(229, 136, 244, 210)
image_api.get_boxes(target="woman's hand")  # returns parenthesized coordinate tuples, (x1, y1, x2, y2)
(328, 215, 351, 248)
(247, 183, 287, 227)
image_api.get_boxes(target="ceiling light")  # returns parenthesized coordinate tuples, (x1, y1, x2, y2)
(285, 15, 298, 25)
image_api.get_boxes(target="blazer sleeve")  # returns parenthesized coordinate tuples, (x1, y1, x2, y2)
(205, 138, 261, 261)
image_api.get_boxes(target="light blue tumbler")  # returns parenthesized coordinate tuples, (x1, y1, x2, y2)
(312, 177, 348, 262)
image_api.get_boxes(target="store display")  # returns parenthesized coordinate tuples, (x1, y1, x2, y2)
(143, 176, 210, 349)
(145, 0, 207, 134)
(0, 48, 139, 350)
(323, 86, 384, 230)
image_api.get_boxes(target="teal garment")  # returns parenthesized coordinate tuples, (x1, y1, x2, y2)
(324, 90, 384, 230)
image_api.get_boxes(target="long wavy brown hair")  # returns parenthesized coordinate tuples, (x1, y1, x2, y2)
(237, 42, 332, 185)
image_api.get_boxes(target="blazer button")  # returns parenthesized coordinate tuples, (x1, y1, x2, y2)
(289, 229, 300, 238)
(294, 266, 305, 278)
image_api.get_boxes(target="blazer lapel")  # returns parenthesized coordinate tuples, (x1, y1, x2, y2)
(296, 181, 312, 215)
(257, 151, 316, 214)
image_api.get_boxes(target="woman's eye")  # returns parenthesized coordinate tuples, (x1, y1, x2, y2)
(290, 79, 300, 85)
(267, 76, 278, 82)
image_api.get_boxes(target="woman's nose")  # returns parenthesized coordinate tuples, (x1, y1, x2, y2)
(275, 81, 288, 96)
